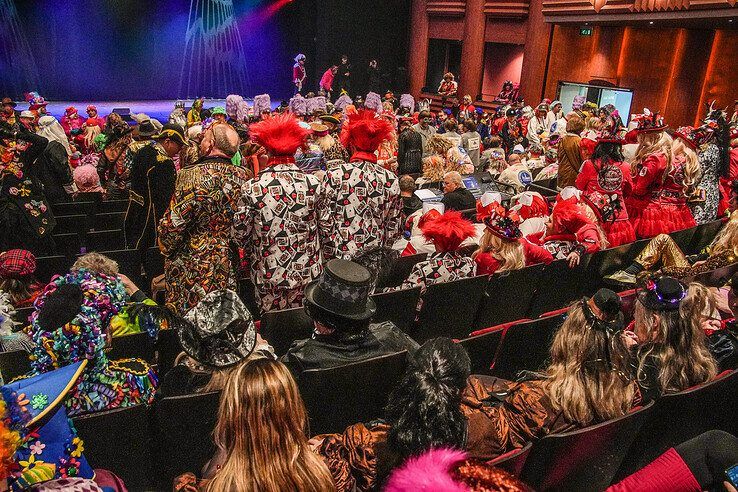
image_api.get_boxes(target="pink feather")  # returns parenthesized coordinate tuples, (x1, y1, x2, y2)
(385, 448, 468, 492)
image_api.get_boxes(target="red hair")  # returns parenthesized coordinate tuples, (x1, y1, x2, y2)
(421, 211, 476, 252)
(340, 109, 394, 152)
(551, 200, 591, 234)
(249, 113, 310, 156)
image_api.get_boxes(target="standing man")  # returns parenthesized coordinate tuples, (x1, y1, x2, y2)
(412, 110, 436, 158)
(336, 54, 352, 94)
(397, 117, 423, 174)
(158, 124, 250, 314)
(234, 114, 323, 313)
(367, 59, 382, 94)
(500, 108, 527, 155)
(319, 110, 403, 260)
(460, 119, 481, 171)
(85, 105, 106, 129)
(293, 54, 307, 95)
(320, 65, 338, 100)
(124, 124, 182, 252)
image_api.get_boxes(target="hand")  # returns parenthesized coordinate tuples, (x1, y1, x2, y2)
(308, 436, 325, 451)
(621, 330, 639, 348)
(173, 472, 199, 492)
(117, 273, 140, 296)
(701, 318, 721, 332)
(567, 251, 580, 268)
(692, 260, 706, 268)
(151, 274, 166, 299)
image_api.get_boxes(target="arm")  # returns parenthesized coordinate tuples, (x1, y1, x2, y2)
(383, 177, 404, 248)
(17, 130, 48, 165)
(522, 239, 554, 265)
(231, 181, 255, 260)
(631, 154, 663, 198)
(575, 160, 594, 191)
(157, 170, 203, 257)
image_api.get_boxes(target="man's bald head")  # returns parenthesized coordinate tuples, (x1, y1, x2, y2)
(200, 123, 240, 158)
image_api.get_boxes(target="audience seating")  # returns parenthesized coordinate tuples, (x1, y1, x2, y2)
(520, 402, 655, 491)
(379, 253, 427, 289)
(153, 391, 220, 489)
(488, 441, 533, 477)
(370, 287, 422, 334)
(35, 255, 72, 283)
(615, 369, 738, 480)
(0, 349, 31, 381)
(73, 404, 153, 489)
(52, 201, 96, 216)
(144, 246, 165, 281)
(54, 214, 89, 235)
(473, 264, 545, 329)
(98, 200, 129, 214)
(259, 306, 314, 356)
(458, 327, 506, 376)
(52, 232, 82, 259)
(88, 211, 125, 232)
(669, 226, 697, 253)
(299, 351, 408, 435)
(90, 248, 144, 288)
(413, 274, 489, 343)
(690, 219, 723, 252)
(526, 259, 589, 318)
(108, 332, 155, 363)
(490, 313, 567, 380)
(155, 328, 183, 378)
(689, 262, 738, 288)
(84, 230, 126, 253)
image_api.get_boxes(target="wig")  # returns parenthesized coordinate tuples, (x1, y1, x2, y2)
(249, 113, 310, 157)
(420, 211, 476, 252)
(340, 109, 394, 153)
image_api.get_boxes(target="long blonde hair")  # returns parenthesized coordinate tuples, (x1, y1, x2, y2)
(545, 303, 635, 425)
(206, 359, 334, 492)
(472, 230, 525, 273)
(709, 211, 738, 257)
(634, 131, 672, 174)
(634, 296, 717, 396)
(671, 138, 701, 195)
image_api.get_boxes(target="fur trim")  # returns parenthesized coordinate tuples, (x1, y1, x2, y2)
(335, 94, 353, 111)
(420, 211, 476, 252)
(289, 94, 307, 116)
(225, 94, 243, 119)
(250, 113, 310, 156)
(385, 448, 468, 492)
(306, 96, 327, 115)
(552, 199, 591, 234)
(0, 291, 18, 336)
(340, 109, 394, 152)
(365, 92, 383, 113)
(253, 94, 271, 115)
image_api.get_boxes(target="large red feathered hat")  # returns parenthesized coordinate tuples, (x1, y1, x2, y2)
(551, 198, 591, 234)
(421, 211, 476, 252)
(511, 191, 549, 220)
(340, 109, 394, 153)
(249, 113, 310, 160)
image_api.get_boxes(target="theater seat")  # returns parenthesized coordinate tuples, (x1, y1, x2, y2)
(473, 264, 544, 330)
(458, 328, 505, 376)
(690, 219, 723, 253)
(108, 331, 155, 363)
(153, 391, 220, 489)
(379, 253, 428, 289)
(299, 351, 408, 435)
(259, 307, 314, 356)
(520, 402, 655, 491)
(73, 404, 153, 489)
(527, 259, 589, 318)
(84, 230, 126, 253)
(370, 287, 422, 334)
(488, 441, 532, 477)
(0, 350, 31, 381)
(34, 255, 72, 283)
(155, 328, 183, 378)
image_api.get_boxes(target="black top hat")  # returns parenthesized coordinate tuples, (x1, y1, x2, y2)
(581, 288, 625, 332)
(136, 119, 158, 138)
(638, 276, 686, 312)
(304, 259, 377, 322)
(154, 123, 186, 147)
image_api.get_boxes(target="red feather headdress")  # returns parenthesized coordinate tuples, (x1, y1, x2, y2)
(249, 113, 310, 158)
(340, 109, 394, 153)
(421, 211, 477, 252)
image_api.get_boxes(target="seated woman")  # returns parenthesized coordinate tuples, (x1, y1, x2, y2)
(173, 359, 334, 491)
(631, 276, 718, 402)
(0, 290, 33, 353)
(160, 289, 275, 397)
(422, 134, 474, 183)
(29, 269, 157, 416)
(605, 210, 738, 285)
(472, 201, 552, 275)
(0, 249, 43, 308)
(313, 338, 474, 491)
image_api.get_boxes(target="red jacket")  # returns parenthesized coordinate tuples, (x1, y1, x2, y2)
(606, 448, 700, 491)
(631, 152, 687, 204)
(474, 238, 554, 275)
(576, 158, 632, 223)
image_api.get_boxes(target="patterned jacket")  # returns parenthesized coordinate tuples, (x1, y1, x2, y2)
(318, 157, 402, 260)
(398, 251, 477, 297)
(233, 162, 323, 312)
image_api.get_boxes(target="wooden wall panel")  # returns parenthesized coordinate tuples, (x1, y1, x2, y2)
(427, 0, 467, 15)
(428, 16, 466, 39)
(484, 0, 530, 17)
(484, 19, 528, 43)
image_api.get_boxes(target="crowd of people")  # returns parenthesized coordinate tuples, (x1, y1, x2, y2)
(1, 81, 738, 491)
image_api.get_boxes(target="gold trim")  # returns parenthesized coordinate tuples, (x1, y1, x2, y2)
(27, 360, 87, 426)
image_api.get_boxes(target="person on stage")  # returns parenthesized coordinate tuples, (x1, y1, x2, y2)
(293, 54, 307, 95)
(320, 65, 338, 100)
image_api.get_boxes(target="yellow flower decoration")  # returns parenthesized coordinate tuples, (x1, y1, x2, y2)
(70, 437, 84, 458)
(19, 454, 42, 471)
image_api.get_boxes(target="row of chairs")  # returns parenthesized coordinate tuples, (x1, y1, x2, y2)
(51, 199, 128, 217)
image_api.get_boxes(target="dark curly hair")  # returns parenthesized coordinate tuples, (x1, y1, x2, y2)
(385, 338, 471, 459)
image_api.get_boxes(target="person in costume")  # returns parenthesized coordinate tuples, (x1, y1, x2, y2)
(494, 80, 517, 105)
(575, 114, 636, 247)
(158, 124, 250, 314)
(123, 124, 181, 252)
(94, 121, 134, 200)
(0, 249, 43, 309)
(187, 98, 204, 128)
(628, 110, 697, 238)
(318, 110, 403, 261)
(510, 190, 550, 237)
(527, 103, 549, 146)
(605, 210, 738, 285)
(473, 199, 552, 275)
(84, 106, 105, 129)
(293, 54, 307, 95)
(60, 106, 85, 150)
(0, 122, 56, 256)
(81, 116, 102, 155)
(319, 65, 338, 100)
(690, 103, 731, 224)
(0, 290, 33, 353)
(33, 116, 76, 205)
(499, 108, 527, 155)
(29, 270, 157, 416)
(169, 100, 188, 129)
(233, 114, 324, 313)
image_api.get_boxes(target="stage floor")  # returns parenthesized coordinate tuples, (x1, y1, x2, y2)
(32, 98, 276, 123)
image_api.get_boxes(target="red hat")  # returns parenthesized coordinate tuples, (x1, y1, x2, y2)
(340, 109, 394, 153)
(420, 211, 476, 252)
(482, 203, 522, 241)
(86, 105, 97, 113)
(632, 108, 667, 134)
(674, 126, 699, 151)
(580, 137, 597, 156)
(249, 113, 310, 162)
(551, 199, 591, 234)
(624, 129, 638, 144)
(65, 106, 78, 117)
(0, 249, 37, 279)
(511, 191, 548, 220)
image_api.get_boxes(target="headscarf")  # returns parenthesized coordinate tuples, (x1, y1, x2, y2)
(37, 115, 72, 156)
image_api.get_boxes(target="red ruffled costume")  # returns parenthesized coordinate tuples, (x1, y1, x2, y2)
(576, 158, 636, 247)
(530, 202, 603, 259)
(629, 152, 695, 238)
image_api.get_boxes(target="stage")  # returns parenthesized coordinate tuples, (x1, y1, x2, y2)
(38, 99, 233, 124)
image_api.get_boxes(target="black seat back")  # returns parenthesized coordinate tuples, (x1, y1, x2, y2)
(299, 351, 408, 435)
(414, 275, 489, 343)
(84, 230, 126, 253)
(521, 402, 654, 491)
(155, 328, 183, 378)
(488, 441, 532, 477)
(154, 391, 220, 489)
(527, 259, 589, 318)
(491, 313, 566, 380)
(584, 243, 634, 294)
(458, 328, 504, 376)
(690, 262, 738, 288)
(35, 255, 72, 283)
(669, 225, 696, 253)
(89, 211, 125, 231)
(10, 307, 34, 326)
(98, 199, 129, 214)
(54, 214, 88, 235)
(52, 201, 94, 216)
(370, 287, 421, 333)
(108, 332, 155, 363)
(690, 219, 723, 253)
(259, 307, 314, 356)
(473, 264, 543, 330)
(0, 350, 31, 381)
(144, 246, 165, 281)
(379, 253, 428, 289)
(73, 404, 153, 489)
(52, 232, 82, 259)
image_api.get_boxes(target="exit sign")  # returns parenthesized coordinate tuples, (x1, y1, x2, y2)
(580, 26, 593, 36)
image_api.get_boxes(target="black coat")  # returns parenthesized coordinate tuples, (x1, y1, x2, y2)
(397, 129, 423, 175)
(441, 187, 477, 212)
(36, 141, 73, 204)
(280, 321, 418, 375)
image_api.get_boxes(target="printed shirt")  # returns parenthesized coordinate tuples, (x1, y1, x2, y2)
(233, 163, 324, 294)
(575, 159, 632, 223)
(318, 158, 403, 260)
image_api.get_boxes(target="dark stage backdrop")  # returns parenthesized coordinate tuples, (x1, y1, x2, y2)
(1, 0, 409, 102)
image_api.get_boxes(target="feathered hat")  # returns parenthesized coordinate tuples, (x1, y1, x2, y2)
(417, 98, 431, 113)
(673, 126, 699, 151)
(253, 94, 272, 115)
(305, 96, 327, 115)
(334, 93, 353, 112)
(420, 211, 476, 252)
(340, 109, 394, 154)
(399, 94, 415, 111)
(289, 94, 307, 116)
(551, 198, 591, 234)
(225, 94, 243, 119)
(632, 108, 667, 134)
(249, 113, 310, 162)
(482, 203, 523, 241)
(572, 95, 586, 111)
(0, 291, 18, 336)
(510, 191, 549, 219)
